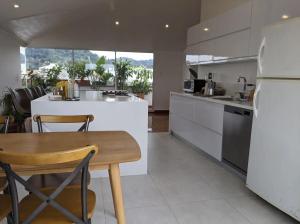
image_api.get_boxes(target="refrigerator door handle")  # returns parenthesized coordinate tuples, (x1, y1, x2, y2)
(253, 82, 261, 118)
(258, 37, 266, 76)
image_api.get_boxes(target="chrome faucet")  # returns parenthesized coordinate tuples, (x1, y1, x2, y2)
(237, 76, 247, 92)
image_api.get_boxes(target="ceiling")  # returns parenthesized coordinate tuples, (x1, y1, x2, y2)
(0, 0, 201, 51)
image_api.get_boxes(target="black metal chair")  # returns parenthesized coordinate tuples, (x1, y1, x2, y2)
(8, 88, 31, 118)
(28, 88, 40, 99)
(0, 145, 98, 224)
(36, 86, 47, 96)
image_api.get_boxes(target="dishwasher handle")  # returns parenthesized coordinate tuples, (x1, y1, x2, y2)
(233, 111, 243, 115)
(224, 105, 253, 117)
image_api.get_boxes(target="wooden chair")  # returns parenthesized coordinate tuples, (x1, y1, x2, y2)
(0, 145, 98, 224)
(27, 115, 95, 190)
(0, 116, 12, 222)
(34, 115, 94, 133)
(0, 116, 10, 192)
(0, 115, 11, 134)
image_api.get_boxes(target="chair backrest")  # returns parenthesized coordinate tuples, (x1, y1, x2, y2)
(8, 88, 31, 115)
(29, 88, 40, 99)
(33, 115, 94, 133)
(34, 86, 43, 97)
(0, 145, 98, 224)
(0, 116, 12, 134)
(36, 86, 47, 96)
(24, 88, 34, 100)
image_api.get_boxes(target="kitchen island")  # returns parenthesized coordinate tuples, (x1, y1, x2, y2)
(31, 91, 148, 177)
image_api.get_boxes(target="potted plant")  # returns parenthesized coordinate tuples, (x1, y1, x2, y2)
(45, 65, 62, 87)
(131, 68, 152, 99)
(67, 61, 93, 87)
(114, 59, 133, 90)
(92, 57, 114, 88)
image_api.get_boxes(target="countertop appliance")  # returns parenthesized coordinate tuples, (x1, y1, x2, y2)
(246, 17, 300, 221)
(183, 79, 206, 93)
(222, 105, 253, 174)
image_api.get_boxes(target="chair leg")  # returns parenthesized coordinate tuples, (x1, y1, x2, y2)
(6, 213, 13, 224)
(88, 218, 92, 224)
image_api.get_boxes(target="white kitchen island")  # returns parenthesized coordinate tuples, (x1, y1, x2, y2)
(31, 91, 148, 177)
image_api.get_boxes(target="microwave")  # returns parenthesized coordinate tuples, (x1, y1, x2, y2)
(183, 79, 206, 93)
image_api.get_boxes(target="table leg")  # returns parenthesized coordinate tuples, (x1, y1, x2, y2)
(109, 164, 126, 224)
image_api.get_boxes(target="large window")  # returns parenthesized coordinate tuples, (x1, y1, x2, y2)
(21, 48, 154, 104)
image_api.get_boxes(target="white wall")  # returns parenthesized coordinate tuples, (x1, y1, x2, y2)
(197, 61, 257, 95)
(153, 51, 185, 110)
(0, 29, 21, 100)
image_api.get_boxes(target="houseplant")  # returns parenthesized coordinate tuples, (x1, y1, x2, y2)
(114, 59, 133, 90)
(93, 56, 114, 87)
(131, 68, 152, 99)
(45, 65, 62, 87)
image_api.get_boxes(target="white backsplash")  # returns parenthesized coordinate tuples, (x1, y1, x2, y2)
(196, 61, 257, 96)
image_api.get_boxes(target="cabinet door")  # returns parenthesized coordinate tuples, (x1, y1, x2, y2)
(249, 0, 269, 56)
(187, 2, 252, 45)
(212, 29, 250, 58)
(249, 0, 300, 56)
(194, 101, 224, 135)
(170, 95, 194, 121)
(170, 114, 223, 161)
(269, 0, 300, 24)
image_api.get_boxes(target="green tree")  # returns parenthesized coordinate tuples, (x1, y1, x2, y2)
(114, 59, 133, 90)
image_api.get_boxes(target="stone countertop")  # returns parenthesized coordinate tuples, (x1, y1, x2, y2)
(35, 91, 146, 103)
(171, 92, 253, 110)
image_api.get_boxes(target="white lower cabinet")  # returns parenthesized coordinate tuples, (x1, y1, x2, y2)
(169, 93, 224, 161)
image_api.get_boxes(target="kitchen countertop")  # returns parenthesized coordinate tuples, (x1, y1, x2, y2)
(35, 91, 145, 103)
(171, 92, 253, 110)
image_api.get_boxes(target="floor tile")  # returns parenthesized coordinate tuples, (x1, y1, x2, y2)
(226, 196, 299, 224)
(102, 175, 167, 209)
(171, 199, 251, 224)
(105, 206, 179, 224)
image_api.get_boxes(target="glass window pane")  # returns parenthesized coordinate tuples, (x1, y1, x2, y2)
(116, 51, 153, 105)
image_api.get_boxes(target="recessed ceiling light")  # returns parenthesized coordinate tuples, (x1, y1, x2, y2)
(115, 21, 120, 26)
(203, 27, 209, 32)
(13, 4, 20, 8)
(282, 14, 290, 20)
(165, 24, 169, 29)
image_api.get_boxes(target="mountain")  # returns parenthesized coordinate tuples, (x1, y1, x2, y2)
(115, 57, 153, 69)
(23, 48, 153, 70)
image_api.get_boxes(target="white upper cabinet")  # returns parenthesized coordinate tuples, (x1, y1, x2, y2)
(187, 2, 252, 46)
(186, 29, 250, 64)
(249, 0, 300, 56)
(188, 0, 300, 60)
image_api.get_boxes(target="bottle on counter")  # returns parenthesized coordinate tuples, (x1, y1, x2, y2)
(67, 80, 74, 99)
(74, 81, 80, 98)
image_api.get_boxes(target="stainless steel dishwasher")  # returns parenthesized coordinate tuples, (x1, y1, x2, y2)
(222, 105, 253, 174)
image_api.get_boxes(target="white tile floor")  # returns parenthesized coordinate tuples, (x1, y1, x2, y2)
(4, 133, 299, 224)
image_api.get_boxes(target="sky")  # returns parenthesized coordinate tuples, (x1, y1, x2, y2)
(91, 51, 153, 61)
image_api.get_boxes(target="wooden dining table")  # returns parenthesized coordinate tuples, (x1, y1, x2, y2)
(0, 131, 141, 224)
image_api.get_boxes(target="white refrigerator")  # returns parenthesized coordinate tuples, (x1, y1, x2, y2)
(247, 17, 300, 221)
